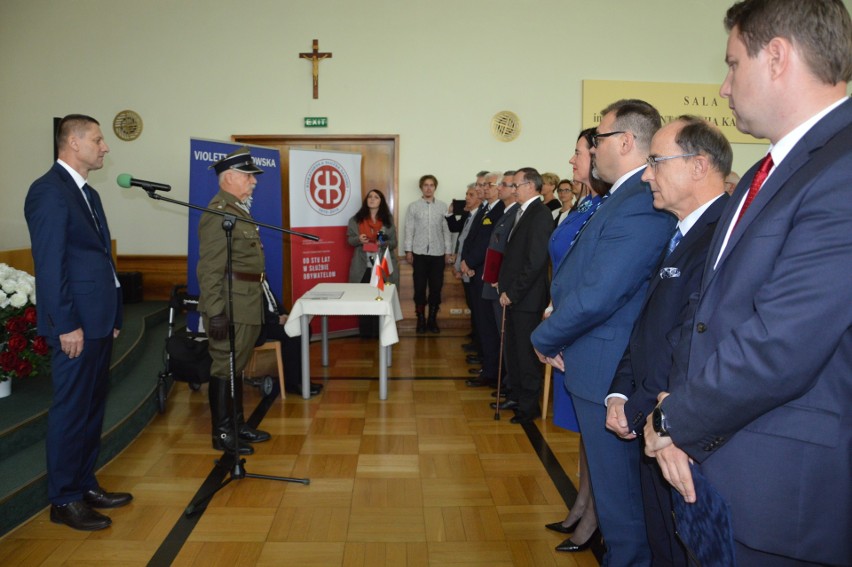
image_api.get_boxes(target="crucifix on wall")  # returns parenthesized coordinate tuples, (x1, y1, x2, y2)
(299, 39, 333, 99)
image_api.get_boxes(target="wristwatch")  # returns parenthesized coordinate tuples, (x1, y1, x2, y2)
(652, 404, 670, 437)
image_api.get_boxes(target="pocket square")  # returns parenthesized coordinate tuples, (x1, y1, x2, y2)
(659, 267, 681, 279)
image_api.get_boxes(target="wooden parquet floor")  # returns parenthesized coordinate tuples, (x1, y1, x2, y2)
(0, 331, 597, 567)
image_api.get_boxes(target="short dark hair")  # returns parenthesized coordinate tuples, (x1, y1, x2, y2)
(600, 99, 662, 152)
(56, 114, 99, 150)
(419, 174, 438, 189)
(503, 170, 516, 177)
(725, 0, 852, 85)
(674, 115, 734, 178)
(476, 170, 489, 178)
(516, 167, 543, 192)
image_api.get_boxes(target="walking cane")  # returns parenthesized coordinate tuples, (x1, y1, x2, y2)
(494, 304, 507, 421)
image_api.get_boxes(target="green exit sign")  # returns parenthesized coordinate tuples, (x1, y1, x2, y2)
(304, 117, 328, 128)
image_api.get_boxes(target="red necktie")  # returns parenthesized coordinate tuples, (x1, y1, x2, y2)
(734, 154, 773, 228)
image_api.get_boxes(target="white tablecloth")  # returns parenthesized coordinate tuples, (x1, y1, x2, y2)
(284, 283, 403, 399)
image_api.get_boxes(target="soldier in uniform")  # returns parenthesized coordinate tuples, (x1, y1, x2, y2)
(197, 147, 271, 455)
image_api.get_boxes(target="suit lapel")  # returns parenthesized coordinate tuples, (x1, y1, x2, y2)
(706, 98, 852, 284)
(53, 163, 102, 238)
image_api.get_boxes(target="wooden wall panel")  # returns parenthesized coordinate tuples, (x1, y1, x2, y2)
(116, 255, 187, 301)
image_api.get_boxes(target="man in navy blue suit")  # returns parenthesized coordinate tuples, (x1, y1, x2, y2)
(531, 100, 675, 565)
(25, 114, 130, 531)
(606, 116, 731, 566)
(644, 1, 852, 565)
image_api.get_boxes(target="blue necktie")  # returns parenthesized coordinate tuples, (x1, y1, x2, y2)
(665, 228, 683, 257)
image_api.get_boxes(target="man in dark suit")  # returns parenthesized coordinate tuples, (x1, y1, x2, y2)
(461, 171, 504, 387)
(644, 1, 852, 565)
(484, 171, 517, 402)
(531, 100, 675, 565)
(25, 114, 131, 531)
(605, 116, 731, 566)
(497, 167, 553, 423)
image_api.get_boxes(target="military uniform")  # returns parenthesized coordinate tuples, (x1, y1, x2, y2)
(197, 188, 265, 376)
(196, 147, 270, 454)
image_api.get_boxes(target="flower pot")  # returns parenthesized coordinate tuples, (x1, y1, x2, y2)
(0, 379, 10, 398)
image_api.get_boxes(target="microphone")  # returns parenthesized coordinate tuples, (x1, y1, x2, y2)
(116, 173, 171, 192)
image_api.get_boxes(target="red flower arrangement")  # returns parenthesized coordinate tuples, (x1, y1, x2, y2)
(1, 264, 50, 383)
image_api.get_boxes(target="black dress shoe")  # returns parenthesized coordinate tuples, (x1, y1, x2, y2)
(489, 399, 519, 411)
(545, 519, 579, 534)
(468, 368, 483, 375)
(239, 424, 271, 443)
(555, 529, 600, 552)
(212, 434, 254, 455)
(466, 355, 482, 364)
(83, 487, 133, 508)
(510, 413, 539, 424)
(50, 501, 111, 531)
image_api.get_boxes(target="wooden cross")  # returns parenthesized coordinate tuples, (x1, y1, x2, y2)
(299, 39, 333, 99)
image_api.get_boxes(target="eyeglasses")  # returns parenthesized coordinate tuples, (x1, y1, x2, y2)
(591, 130, 626, 147)
(507, 181, 531, 189)
(645, 153, 697, 171)
(556, 188, 573, 194)
(499, 182, 513, 188)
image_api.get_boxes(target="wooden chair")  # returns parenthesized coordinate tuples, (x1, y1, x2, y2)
(542, 364, 552, 421)
(245, 341, 285, 399)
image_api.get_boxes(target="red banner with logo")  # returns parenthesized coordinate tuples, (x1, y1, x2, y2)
(289, 149, 362, 333)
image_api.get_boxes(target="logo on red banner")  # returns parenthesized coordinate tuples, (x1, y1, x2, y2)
(305, 159, 351, 216)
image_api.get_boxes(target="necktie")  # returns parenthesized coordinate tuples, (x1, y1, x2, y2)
(82, 184, 103, 234)
(734, 154, 773, 228)
(665, 228, 683, 257)
(508, 206, 524, 241)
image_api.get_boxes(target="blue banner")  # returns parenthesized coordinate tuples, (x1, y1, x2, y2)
(187, 139, 283, 329)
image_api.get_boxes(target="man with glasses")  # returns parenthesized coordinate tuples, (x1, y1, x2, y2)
(531, 100, 675, 564)
(496, 168, 554, 423)
(605, 116, 731, 566)
(644, 1, 852, 564)
(484, 171, 519, 402)
(461, 171, 505, 387)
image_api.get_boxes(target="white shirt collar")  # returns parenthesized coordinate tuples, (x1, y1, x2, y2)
(767, 97, 847, 176)
(608, 164, 646, 195)
(56, 159, 86, 189)
(519, 195, 540, 212)
(678, 193, 724, 236)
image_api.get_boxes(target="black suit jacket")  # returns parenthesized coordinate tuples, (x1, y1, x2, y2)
(497, 199, 552, 312)
(608, 194, 728, 431)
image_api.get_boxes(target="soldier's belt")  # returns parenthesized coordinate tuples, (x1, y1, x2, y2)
(228, 271, 265, 283)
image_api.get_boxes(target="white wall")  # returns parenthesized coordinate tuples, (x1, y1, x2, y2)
(2, 0, 847, 254)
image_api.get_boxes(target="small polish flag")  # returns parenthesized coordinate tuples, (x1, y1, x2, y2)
(380, 248, 393, 278)
(369, 254, 384, 291)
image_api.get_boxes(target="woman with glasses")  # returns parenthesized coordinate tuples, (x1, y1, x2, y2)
(540, 172, 562, 211)
(552, 179, 578, 227)
(544, 127, 611, 553)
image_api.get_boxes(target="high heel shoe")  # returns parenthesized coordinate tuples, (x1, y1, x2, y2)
(555, 529, 600, 552)
(544, 518, 580, 535)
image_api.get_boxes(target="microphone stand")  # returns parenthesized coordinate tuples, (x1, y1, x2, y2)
(135, 189, 318, 515)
